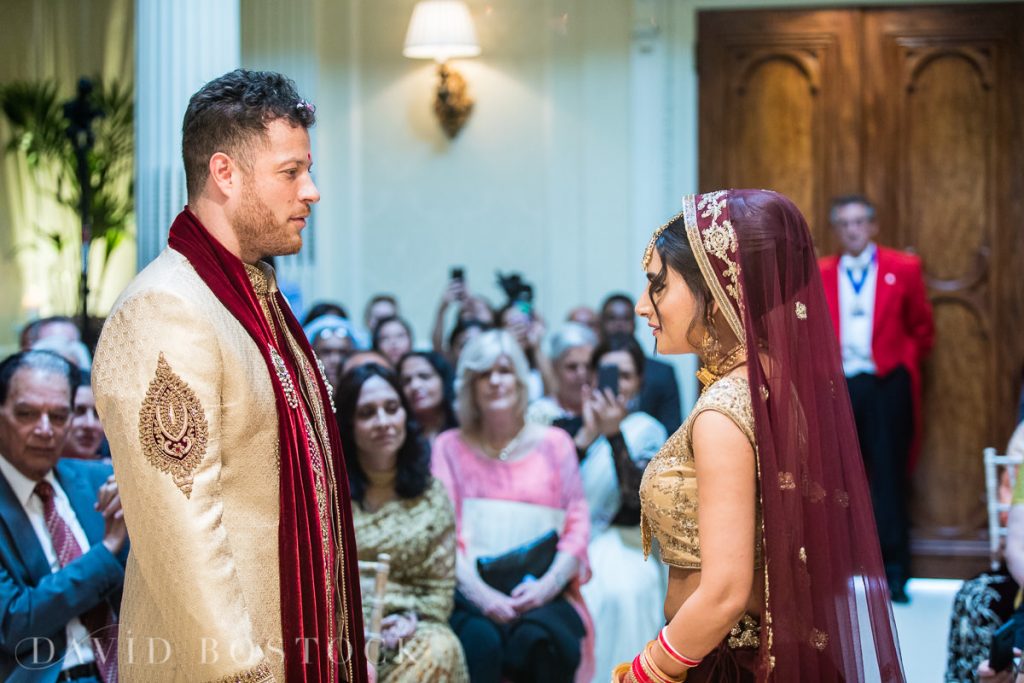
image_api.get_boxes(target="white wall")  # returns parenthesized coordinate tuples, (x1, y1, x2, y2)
(238, 0, 1014, 411)
(243, 0, 646, 324)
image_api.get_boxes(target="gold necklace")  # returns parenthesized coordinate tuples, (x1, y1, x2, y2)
(696, 344, 746, 388)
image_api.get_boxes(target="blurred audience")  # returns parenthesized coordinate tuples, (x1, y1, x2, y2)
(19, 316, 80, 351)
(304, 314, 359, 388)
(577, 335, 667, 678)
(599, 293, 682, 434)
(374, 317, 415, 368)
(0, 350, 126, 680)
(566, 306, 600, 338)
(948, 420, 1024, 681)
(528, 323, 596, 433)
(366, 294, 400, 336)
(497, 304, 548, 401)
(344, 350, 394, 375)
(30, 337, 93, 372)
(302, 300, 349, 326)
(398, 352, 458, 446)
(61, 370, 108, 462)
(431, 330, 594, 683)
(447, 319, 490, 368)
(431, 275, 496, 358)
(337, 364, 468, 682)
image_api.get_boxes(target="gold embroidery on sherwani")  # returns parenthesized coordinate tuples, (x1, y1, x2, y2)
(267, 291, 349, 683)
(205, 661, 273, 683)
(244, 264, 278, 341)
(302, 413, 336, 673)
(269, 348, 299, 409)
(138, 353, 209, 498)
(314, 354, 337, 414)
(269, 296, 352, 682)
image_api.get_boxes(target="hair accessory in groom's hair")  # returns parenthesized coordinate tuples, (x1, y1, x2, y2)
(296, 99, 316, 114)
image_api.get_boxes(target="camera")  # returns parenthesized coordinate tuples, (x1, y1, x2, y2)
(496, 272, 534, 315)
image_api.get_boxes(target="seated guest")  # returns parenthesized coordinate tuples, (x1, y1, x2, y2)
(0, 351, 127, 681)
(61, 371, 107, 461)
(365, 294, 400, 337)
(447, 319, 489, 367)
(577, 334, 667, 679)
(528, 323, 596, 431)
(374, 317, 415, 368)
(431, 330, 594, 683)
(566, 306, 600, 338)
(302, 300, 349, 325)
(431, 277, 496, 357)
(31, 337, 93, 373)
(337, 364, 468, 682)
(19, 316, 80, 351)
(497, 305, 548, 401)
(344, 350, 394, 375)
(599, 292, 682, 433)
(304, 314, 359, 388)
(398, 352, 458, 446)
(948, 420, 1024, 681)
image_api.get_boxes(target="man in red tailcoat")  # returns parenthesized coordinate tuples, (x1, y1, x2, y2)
(819, 194, 934, 604)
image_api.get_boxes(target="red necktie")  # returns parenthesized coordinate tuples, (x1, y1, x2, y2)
(35, 481, 118, 683)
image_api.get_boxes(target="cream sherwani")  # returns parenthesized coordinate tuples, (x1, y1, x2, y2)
(93, 248, 283, 682)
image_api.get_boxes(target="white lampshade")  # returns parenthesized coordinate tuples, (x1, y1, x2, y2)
(403, 0, 481, 62)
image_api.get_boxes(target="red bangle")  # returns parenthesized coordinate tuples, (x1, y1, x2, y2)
(632, 654, 652, 683)
(658, 627, 702, 668)
(640, 646, 677, 683)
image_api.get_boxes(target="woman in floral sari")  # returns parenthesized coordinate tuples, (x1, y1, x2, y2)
(337, 363, 468, 682)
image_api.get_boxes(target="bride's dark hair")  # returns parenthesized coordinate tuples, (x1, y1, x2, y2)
(647, 213, 717, 351)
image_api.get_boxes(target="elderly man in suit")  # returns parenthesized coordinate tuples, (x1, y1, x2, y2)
(0, 350, 126, 682)
(819, 194, 935, 603)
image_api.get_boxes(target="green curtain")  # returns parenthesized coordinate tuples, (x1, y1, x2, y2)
(0, 0, 133, 352)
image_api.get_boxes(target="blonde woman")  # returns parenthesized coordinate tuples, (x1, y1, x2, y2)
(431, 330, 594, 683)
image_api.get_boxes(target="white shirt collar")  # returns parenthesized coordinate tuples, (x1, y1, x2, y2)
(0, 455, 61, 508)
(840, 242, 877, 271)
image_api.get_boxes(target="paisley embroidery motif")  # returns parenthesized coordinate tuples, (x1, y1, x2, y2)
(138, 353, 208, 498)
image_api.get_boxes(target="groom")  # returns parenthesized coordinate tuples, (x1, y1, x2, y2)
(93, 69, 369, 681)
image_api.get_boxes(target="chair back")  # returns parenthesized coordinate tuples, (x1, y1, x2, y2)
(984, 447, 1024, 570)
(358, 553, 391, 665)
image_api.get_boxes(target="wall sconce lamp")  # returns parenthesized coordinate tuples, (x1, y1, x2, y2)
(403, 0, 481, 139)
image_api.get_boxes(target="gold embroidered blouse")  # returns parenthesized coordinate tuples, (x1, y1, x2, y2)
(639, 376, 760, 569)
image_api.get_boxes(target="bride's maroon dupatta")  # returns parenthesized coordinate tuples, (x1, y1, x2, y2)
(169, 208, 367, 683)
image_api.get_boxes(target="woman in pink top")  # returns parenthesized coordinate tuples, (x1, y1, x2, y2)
(431, 329, 594, 683)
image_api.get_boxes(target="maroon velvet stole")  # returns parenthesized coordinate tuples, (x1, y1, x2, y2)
(168, 208, 367, 683)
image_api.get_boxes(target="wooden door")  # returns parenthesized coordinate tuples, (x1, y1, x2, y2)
(699, 9, 862, 248)
(699, 4, 1024, 577)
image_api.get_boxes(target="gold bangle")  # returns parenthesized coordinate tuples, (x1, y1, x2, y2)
(643, 642, 688, 682)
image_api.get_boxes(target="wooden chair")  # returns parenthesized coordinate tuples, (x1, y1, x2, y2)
(984, 447, 1024, 570)
(358, 553, 391, 665)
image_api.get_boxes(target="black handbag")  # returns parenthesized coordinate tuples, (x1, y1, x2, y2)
(476, 530, 559, 595)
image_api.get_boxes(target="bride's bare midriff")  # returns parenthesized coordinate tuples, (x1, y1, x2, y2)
(664, 566, 764, 623)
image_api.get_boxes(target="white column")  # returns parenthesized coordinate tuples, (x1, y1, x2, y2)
(135, 0, 241, 269)
(241, 0, 318, 314)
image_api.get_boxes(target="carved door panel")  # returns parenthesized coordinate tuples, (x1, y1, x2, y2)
(699, 4, 1024, 575)
(863, 5, 1024, 564)
(698, 9, 862, 249)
